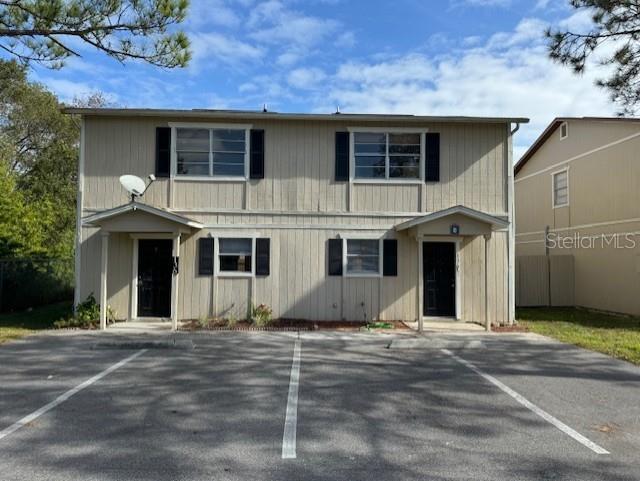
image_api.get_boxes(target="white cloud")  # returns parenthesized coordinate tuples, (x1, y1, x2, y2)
(459, 0, 512, 6)
(36, 77, 120, 105)
(487, 18, 548, 49)
(246, 0, 352, 65)
(189, 32, 264, 69)
(276, 51, 302, 66)
(288, 67, 326, 89)
(334, 31, 356, 49)
(187, 0, 242, 29)
(317, 16, 615, 160)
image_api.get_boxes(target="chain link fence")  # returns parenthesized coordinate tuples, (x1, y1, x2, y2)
(0, 257, 74, 313)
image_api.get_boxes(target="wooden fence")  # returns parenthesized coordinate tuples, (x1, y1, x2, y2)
(515, 255, 574, 307)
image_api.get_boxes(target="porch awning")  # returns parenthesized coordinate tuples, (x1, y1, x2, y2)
(395, 205, 508, 236)
(82, 202, 204, 233)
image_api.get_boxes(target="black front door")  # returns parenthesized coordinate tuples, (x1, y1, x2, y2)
(137, 239, 173, 318)
(423, 242, 456, 317)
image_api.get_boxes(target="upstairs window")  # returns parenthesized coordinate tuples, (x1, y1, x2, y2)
(176, 127, 247, 178)
(553, 170, 569, 207)
(560, 122, 568, 140)
(218, 238, 252, 273)
(353, 132, 422, 180)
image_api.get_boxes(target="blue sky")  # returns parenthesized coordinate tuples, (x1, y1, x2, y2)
(20, 0, 618, 158)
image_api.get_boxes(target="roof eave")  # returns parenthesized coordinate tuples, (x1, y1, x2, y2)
(395, 205, 509, 231)
(62, 107, 529, 125)
(83, 202, 204, 229)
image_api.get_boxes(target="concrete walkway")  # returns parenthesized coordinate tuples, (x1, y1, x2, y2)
(106, 320, 487, 334)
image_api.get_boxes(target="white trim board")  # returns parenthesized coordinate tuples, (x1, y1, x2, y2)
(342, 237, 384, 278)
(515, 130, 640, 183)
(347, 129, 427, 185)
(551, 168, 570, 209)
(84, 207, 510, 219)
(516, 216, 640, 238)
(169, 123, 251, 182)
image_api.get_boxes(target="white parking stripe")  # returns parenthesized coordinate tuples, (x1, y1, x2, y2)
(442, 349, 609, 455)
(282, 340, 301, 459)
(0, 349, 147, 442)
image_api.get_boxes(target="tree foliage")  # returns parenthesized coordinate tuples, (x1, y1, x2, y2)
(0, 60, 79, 258)
(0, 0, 190, 68)
(547, 0, 640, 115)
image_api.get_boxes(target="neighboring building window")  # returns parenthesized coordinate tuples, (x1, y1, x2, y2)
(353, 132, 421, 180)
(176, 128, 247, 177)
(553, 170, 569, 207)
(218, 238, 252, 273)
(346, 239, 380, 275)
(560, 122, 568, 140)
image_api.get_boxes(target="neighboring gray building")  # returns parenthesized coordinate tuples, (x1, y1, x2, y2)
(67, 108, 527, 330)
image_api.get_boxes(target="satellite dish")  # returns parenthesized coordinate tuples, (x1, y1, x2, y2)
(119, 175, 147, 199)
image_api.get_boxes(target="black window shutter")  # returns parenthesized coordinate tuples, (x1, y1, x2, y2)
(198, 237, 214, 276)
(256, 238, 270, 276)
(383, 239, 398, 277)
(425, 132, 440, 182)
(250, 129, 265, 179)
(156, 127, 171, 178)
(335, 132, 349, 182)
(328, 239, 343, 276)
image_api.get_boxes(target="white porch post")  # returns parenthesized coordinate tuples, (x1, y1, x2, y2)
(417, 237, 424, 333)
(171, 233, 181, 331)
(484, 233, 491, 332)
(100, 232, 109, 331)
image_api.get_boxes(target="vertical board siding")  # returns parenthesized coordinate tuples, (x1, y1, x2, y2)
(80, 115, 511, 324)
(84, 118, 507, 216)
(79, 228, 101, 303)
(107, 233, 132, 319)
(84, 117, 168, 209)
(81, 221, 509, 323)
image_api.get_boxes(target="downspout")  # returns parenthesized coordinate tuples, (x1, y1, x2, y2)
(507, 122, 520, 325)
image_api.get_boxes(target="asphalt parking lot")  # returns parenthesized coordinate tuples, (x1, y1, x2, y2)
(0, 330, 639, 481)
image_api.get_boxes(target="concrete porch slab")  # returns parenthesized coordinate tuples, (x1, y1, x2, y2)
(107, 321, 172, 333)
(404, 321, 487, 332)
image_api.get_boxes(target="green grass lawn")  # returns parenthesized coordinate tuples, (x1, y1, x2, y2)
(517, 307, 640, 365)
(0, 302, 72, 345)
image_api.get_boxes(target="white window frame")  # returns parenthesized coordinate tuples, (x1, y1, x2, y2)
(559, 121, 569, 140)
(214, 234, 259, 278)
(342, 236, 383, 278)
(169, 122, 252, 182)
(552, 168, 569, 208)
(348, 127, 427, 184)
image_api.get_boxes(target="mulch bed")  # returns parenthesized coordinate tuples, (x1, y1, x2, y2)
(179, 319, 411, 332)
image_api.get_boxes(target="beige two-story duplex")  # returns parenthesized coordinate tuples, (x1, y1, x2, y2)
(66, 108, 527, 330)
